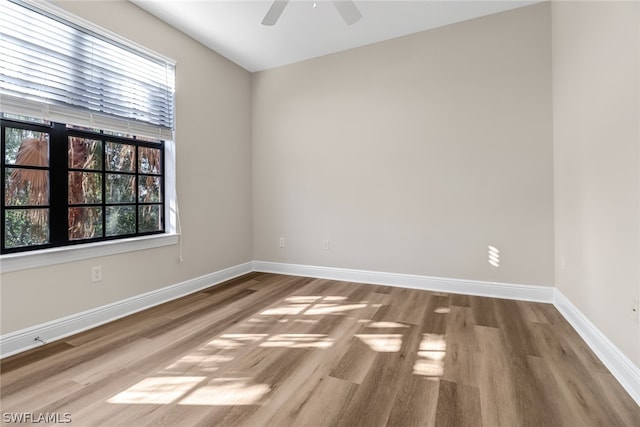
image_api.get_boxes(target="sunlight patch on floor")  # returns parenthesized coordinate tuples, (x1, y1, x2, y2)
(107, 376, 206, 404)
(260, 333, 333, 348)
(305, 303, 368, 315)
(107, 293, 377, 408)
(355, 334, 403, 352)
(413, 333, 446, 377)
(366, 321, 408, 328)
(285, 296, 323, 303)
(178, 378, 270, 406)
(260, 304, 310, 316)
(259, 296, 368, 317)
(162, 354, 233, 373)
(206, 334, 268, 350)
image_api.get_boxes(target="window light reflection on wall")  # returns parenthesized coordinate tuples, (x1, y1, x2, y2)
(488, 245, 500, 268)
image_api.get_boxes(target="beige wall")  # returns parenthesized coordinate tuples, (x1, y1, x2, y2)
(252, 3, 554, 286)
(0, 1, 253, 334)
(552, 0, 640, 365)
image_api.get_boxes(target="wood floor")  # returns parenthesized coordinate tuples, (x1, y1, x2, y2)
(1, 273, 638, 426)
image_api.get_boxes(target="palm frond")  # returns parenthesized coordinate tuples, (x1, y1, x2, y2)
(14, 137, 48, 167)
(7, 137, 49, 239)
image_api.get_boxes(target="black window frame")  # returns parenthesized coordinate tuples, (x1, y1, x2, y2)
(1, 117, 165, 254)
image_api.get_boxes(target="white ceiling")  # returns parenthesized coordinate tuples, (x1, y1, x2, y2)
(132, 0, 542, 72)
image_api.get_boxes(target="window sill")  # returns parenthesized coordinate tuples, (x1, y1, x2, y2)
(0, 233, 179, 273)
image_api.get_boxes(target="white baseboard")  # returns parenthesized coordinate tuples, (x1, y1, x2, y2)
(554, 290, 640, 406)
(0, 261, 253, 358)
(252, 261, 555, 303)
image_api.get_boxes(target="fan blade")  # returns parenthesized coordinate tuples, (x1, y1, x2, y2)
(262, 0, 289, 26)
(332, 1, 361, 25)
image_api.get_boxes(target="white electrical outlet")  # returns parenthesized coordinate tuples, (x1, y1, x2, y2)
(91, 266, 102, 282)
(279, 237, 285, 248)
(322, 240, 330, 250)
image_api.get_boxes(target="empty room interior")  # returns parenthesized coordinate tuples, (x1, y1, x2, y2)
(0, 0, 639, 425)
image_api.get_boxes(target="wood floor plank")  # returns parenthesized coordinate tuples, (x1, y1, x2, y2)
(494, 298, 540, 358)
(290, 375, 359, 427)
(442, 306, 478, 388)
(470, 296, 499, 328)
(63, 310, 173, 347)
(529, 322, 630, 426)
(434, 379, 482, 427)
(380, 287, 431, 325)
(526, 354, 585, 426)
(593, 371, 640, 426)
(1, 272, 637, 426)
(330, 298, 405, 385)
(492, 300, 564, 425)
(387, 375, 440, 427)
(329, 334, 378, 384)
(0, 340, 76, 374)
(503, 353, 563, 426)
(546, 311, 611, 375)
(71, 337, 156, 386)
(421, 294, 449, 335)
(35, 368, 151, 424)
(0, 375, 85, 414)
(337, 324, 423, 427)
(450, 293, 471, 307)
(475, 326, 521, 427)
(515, 300, 555, 324)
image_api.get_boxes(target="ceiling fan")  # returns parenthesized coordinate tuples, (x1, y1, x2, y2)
(261, 0, 362, 26)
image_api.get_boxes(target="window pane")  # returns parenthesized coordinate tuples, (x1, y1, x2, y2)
(106, 174, 135, 203)
(4, 208, 49, 248)
(106, 206, 136, 236)
(139, 147, 161, 174)
(4, 168, 49, 206)
(106, 142, 135, 172)
(139, 205, 162, 232)
(139, 176, 162, 203)
(4, 128, 49, 166)
(69, 136, 102, 170)
(68, 207, 103, 240)
(68, 172, 102, 204)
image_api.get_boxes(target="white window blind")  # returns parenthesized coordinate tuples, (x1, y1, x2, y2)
(0, 0, 175, 140)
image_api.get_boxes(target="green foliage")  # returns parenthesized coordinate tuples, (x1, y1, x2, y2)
(5, 209, 49, 248)
(106, 142, 135, 172)
(106, 174, 135, 203)
(139, 205, 161, 232)
(106, 206, 135, 236)
(139, 176, 162, 203)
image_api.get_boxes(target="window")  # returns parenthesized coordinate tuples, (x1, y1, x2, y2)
(0, 0, 175, 256)
(2, 118, 165, 253)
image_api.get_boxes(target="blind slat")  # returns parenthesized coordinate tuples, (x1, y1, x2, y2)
(0, 0, 175, 136)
